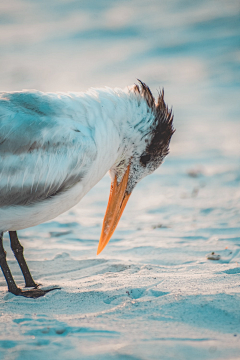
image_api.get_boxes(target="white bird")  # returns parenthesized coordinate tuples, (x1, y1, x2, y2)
(0, 80, 174, 298)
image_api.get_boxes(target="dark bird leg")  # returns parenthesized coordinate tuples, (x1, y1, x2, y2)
(0, 232, 21, 295)
(0, 231, 60, 298)
(9, 231, 38, 288)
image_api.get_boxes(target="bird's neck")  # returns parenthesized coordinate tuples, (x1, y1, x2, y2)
(69, 87, 154, 191)
(74, 87, 154, 176)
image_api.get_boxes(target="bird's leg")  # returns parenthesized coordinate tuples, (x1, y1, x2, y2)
(0, 232, 60, 298)
(9, 231, 38, 288)
(7, 231, 61, 298)
(0, 232, 21, 295)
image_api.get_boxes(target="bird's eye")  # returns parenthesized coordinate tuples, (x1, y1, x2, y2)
(140, 154, 151, 166)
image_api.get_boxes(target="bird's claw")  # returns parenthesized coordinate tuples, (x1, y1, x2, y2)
(18, 287, 61, 298)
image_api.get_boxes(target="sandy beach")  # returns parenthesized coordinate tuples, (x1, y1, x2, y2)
(0, 0, 240, 359)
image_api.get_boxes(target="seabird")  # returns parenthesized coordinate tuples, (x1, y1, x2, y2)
(0, 80, 174, 298)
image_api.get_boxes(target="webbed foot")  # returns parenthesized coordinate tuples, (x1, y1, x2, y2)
(17, 286, 61, 298)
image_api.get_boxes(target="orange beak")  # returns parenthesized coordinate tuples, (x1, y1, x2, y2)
(97, 164, 131, 255)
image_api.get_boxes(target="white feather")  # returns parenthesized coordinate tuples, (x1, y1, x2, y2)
(0, 86, 155, 232)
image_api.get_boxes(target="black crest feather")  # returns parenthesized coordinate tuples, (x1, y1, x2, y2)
(134, 80, 175, 166)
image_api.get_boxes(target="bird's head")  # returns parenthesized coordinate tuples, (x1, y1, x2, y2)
(97, 80, 175, 255)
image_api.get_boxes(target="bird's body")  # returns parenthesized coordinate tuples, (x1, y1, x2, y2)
(0, 88, 130, 230)
(0, 81, 174, 297)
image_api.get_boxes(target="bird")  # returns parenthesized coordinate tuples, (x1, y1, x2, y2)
(0, 80, 174, 298)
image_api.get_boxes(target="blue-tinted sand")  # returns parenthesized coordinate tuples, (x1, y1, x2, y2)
(0, 0, 240, 359)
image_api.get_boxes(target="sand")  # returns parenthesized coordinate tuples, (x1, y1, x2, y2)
(0, 0, 240, 359)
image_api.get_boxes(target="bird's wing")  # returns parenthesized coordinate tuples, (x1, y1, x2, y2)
(0, 90, 97, 207)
